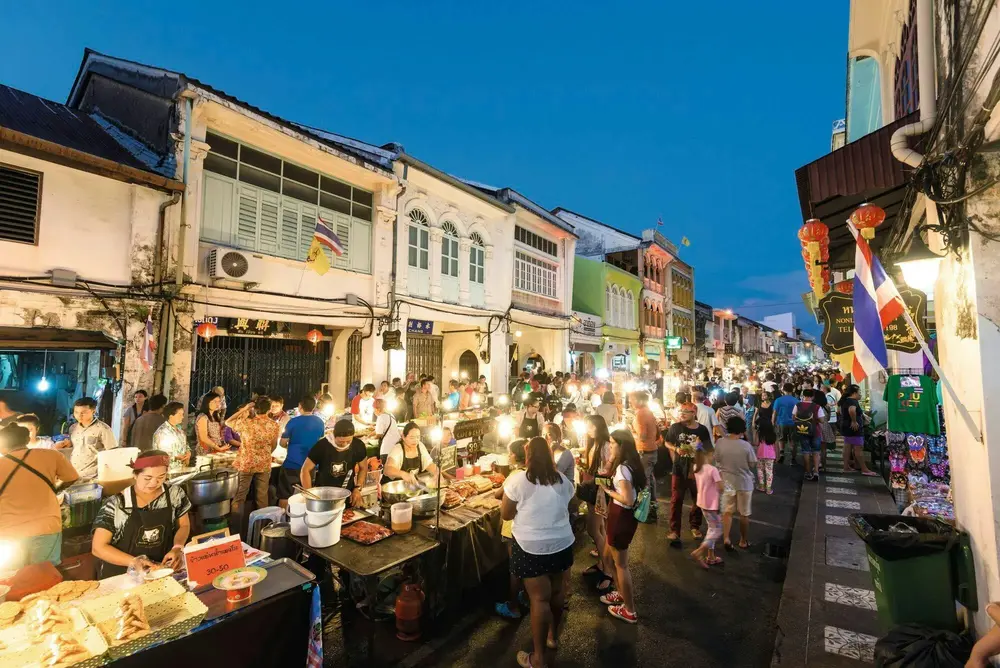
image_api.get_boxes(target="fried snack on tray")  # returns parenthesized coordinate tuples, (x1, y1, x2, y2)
(39, 632, 90, 667)
(28, 599, 73, 641)
(113, 594, 150, 643)
(341, 521, 393, 545)
(442, 488, 463, 509)
(0, 600, 21, 628)
(487, 472, 506, 487)
(450, 482, 477, 499)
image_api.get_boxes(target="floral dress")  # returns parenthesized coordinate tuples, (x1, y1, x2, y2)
(153, 421, 189, 472)
(196, 414, 224, 455)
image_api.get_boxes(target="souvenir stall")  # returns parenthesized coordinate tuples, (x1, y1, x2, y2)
(881, 368, 954, 522)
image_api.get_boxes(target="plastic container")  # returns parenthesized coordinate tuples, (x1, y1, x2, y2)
(288, 494, 308, 536)
(849, 514, 964, 630)
(305, 505, 345, 548)
(62, 482, 104, 528)
(391, 502, 413, 534)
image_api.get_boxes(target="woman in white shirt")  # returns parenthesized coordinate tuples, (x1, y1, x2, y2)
(598, 429, 647, 625)
(384, 422, 439, 485)
(502, 436, 575, 668)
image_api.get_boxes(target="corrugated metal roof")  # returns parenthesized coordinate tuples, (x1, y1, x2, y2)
(0, 84, 163, 174)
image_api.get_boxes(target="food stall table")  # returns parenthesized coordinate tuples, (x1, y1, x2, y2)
(87, 558, 315, 667)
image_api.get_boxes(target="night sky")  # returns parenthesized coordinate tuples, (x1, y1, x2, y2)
(0, 1, 847, 332)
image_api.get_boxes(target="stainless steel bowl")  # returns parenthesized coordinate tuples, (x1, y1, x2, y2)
(407, 492, 445, 516)
(182, 467, 239, 506)
(304, 486, 351, 512)
(381, 480, 415, 505)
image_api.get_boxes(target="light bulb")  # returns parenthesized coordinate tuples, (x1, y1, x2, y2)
(36, 377, 50, 392)
(431, 426, 443, 443)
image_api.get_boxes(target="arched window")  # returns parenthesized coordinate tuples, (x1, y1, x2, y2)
(611, 286, 621, 327)
(441, 221, 460, 278)
(627, 291, 635, 329)
(408, 209, 429, 270)
(606, 285, 613, 321)
(469, 232, 485, 285)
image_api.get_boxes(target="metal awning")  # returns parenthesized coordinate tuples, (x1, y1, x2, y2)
(795, 112, 922, 269)
(0, 327, 118, 349)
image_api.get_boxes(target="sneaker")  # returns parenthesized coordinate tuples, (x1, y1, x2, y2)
(608, 604, 638, 623)
(600, 590, 624, 605)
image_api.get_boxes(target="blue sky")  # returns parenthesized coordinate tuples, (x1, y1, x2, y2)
(1, 1, 846, 332)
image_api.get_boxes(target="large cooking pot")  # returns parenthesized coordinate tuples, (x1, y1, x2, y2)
(182, 467, 239, 506)
(381, 480, 415, 505)
(304, 486, 351, 512)
(259, 522, 296, 560)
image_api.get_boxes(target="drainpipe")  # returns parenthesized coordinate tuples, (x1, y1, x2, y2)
(890, 0, 937, 167)
(152, 192, 181, 393)
(386, 165, 407, 377)
(162, 93, 195, 397)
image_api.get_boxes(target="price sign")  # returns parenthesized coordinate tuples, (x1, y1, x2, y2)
(183, 534, 246, 587)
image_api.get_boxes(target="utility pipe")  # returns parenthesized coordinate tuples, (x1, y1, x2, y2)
(152, 192, 180, 393)
(162, 94, 195, 396)
(890, 0, 937, 167)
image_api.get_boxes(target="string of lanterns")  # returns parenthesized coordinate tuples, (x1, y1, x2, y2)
(797, 202, 887, 299)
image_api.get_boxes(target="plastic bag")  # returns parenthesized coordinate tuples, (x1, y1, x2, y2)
(874, 625, 972, 667)
(849, 514, 958, 560)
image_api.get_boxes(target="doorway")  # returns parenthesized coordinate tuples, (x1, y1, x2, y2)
(406, 334, 443, 383)
(458, 350, 479, 381)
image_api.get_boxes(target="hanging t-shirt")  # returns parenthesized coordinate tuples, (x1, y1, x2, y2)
(883, 375, 940, 436)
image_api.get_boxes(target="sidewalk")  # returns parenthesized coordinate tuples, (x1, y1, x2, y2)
(772, 447, 898, 666)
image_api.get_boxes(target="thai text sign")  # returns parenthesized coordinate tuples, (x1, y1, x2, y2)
(818, 288, 928, 355)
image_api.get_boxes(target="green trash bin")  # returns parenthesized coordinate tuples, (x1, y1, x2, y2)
(849, 514, 965, 631)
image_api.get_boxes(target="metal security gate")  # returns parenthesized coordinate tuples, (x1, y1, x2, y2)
(406, 334, 442, 383)
(345, 331, 363, 403)
(190, 335, 330, 414)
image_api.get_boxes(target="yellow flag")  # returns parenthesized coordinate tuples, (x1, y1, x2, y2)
(306, 238, 330, 275)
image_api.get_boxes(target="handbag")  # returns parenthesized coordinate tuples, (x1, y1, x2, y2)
(577, 480, 598, 505)
(632, 487, 651, 522)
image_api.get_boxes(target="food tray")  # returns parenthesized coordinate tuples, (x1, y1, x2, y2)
(0, 607, 107, 668)
(340, 520, 395, 545)
(76, 578, 208, 660)
(340, 508, 370, 526)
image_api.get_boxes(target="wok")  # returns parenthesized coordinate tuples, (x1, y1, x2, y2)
(407, 492, 445, 516)
(182, 467, 239, 506)
(381, 480, 416, 505)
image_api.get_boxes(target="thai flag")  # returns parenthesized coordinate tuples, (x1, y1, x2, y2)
(314, 217, 344, 256)
(140, 314, 156, 372)
(849, 223, 906, 382)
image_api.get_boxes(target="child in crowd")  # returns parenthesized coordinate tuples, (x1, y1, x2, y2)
(754, 392, 778, 494)
(691, 444, 723, 568)
(495, 438, 529, 619)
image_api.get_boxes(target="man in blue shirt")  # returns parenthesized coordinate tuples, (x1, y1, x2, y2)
(277, 395, 325, 507)
(772, 383, 800, 465)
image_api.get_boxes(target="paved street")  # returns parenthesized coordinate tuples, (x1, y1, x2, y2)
(321, 465, 801, 668)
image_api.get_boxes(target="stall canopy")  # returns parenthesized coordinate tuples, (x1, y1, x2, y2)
(794, 112, 922, 269)
(0, 327, 118, 349)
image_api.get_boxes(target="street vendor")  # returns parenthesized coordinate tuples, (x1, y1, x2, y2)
(514, 395, 546, 440)
(384, 421, 441, 485)
(351, 384, 377, 426)
(91, 450, 192, 577)
(299, 419, 370, 507)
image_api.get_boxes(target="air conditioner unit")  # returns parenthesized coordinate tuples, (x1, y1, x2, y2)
(207, 247, 266, 283)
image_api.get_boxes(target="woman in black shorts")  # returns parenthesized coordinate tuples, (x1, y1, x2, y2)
(501, 437, 576, 668)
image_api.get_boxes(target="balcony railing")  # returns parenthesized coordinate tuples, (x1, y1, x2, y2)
(643, 325, 665, 339)
(643, 277, 664, 293)
(512, 290, 563, 316)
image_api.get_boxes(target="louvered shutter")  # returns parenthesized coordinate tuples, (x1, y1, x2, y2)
(319, 208, 350, 269)
(280, 197, 300, 259)
(236, 185, 260, 250)
(258, 191, 280, 255)
(300, 205, 317, 262)
(351, 219, 371, 274)
(0, 165, 40, 244)
(201, 173, 235, 244)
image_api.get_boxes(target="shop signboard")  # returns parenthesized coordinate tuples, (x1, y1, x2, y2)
(382, 329, 402, 350)
(818, 288, 928, 354)
(612, 354, 628, 370)
(665, 336, 683, 351)
(221, 317, 283, 336)
(407, 319, 434, 334)
(452, 417, 495, 441)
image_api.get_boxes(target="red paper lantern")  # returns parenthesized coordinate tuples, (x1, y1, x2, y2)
(798, 219, 829, 244)
(835, 280, 854, 294)
(196, 322, 218, 340)
(850, 203, 886, 239)
(306, 329, 323, 344)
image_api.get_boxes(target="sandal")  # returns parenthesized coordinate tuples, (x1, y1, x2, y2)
(582, 564, 603, 576)
(588, 549, 599, 558)
(738, 541, 752, 550)
(707, 556, 724, 565)
(691, 529, 704, 539)
(517, 651, 541, 668)
(596, 576, 614, 593)
(724, 542, 736, 552)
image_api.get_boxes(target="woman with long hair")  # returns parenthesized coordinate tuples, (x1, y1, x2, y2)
(839, 385, 876, 475)
(599, 429, 647, 623)
(502, 437, 576, 668)
(581, 415, 612, 590)
(194, 392, 228, 455)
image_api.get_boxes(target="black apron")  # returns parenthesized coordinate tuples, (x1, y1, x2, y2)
(401, 448, 424, 478)
(0, 450, 56, 495)
(100, 486, 175, 578)
(517, 413, 542, 440)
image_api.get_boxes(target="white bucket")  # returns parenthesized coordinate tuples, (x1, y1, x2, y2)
(390, 502, 412, 533)
(305, 505, 345, 548)
(288, 494, 308, 536)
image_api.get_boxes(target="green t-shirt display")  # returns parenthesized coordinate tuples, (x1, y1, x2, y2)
(883, 375, 940, 436)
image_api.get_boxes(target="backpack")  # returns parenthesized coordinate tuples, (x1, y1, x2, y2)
(794, 402, 817, 438)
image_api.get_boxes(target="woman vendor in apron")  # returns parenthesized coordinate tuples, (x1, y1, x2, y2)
(91, 451, 192, 577)
(516, 395, 545, 440)
(384, 422, 441, 485)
